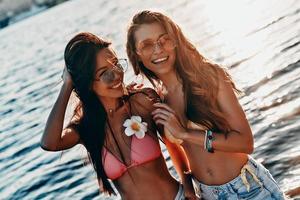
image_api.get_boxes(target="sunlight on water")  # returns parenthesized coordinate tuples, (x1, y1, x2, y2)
(0, 0, 299, 199)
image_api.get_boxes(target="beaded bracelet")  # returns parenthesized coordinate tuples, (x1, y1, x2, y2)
(205, 130, 214, 153)
(204, 130, 208, 151)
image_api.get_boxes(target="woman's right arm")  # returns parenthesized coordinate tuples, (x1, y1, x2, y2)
(40, 68, 80, 151)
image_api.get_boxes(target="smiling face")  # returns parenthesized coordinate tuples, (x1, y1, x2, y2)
(134, 22, 176, 77)
(92, 47, 124, 99)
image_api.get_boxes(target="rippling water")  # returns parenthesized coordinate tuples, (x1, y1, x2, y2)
(1, 0, 299, 199)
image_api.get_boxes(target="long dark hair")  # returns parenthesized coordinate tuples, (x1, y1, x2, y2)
(127, 10, 240, 134)
(64, 32, 115, 195)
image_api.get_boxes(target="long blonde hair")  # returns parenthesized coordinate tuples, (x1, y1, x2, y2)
(126, 10, 240, 134)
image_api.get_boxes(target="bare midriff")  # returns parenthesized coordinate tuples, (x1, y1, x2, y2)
(113, 156, 179, 200)
(183, 142, 248, 185)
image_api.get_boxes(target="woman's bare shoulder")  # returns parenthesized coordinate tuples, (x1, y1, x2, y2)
(128, 88, 161, 114)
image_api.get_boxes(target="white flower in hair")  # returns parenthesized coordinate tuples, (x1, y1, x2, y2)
(123, 116, 148, 139)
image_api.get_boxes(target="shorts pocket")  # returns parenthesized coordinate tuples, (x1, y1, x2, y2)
(261, 170, 285, 199)
(230, 173, 263, 199)
(237, 185, 263, 199)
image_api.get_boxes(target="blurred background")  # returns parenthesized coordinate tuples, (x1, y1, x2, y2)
(0, 0, 299, 199)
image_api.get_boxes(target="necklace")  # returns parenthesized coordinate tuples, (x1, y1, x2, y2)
(107, 99, 128, 117)
(108, 108, 114, 117)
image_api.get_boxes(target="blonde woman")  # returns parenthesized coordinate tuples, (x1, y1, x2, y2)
(126, 10, 285, 200)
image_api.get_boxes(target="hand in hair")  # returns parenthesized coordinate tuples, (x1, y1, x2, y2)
(61, 66, 73, 88)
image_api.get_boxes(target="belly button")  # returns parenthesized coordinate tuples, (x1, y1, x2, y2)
(206, 168, 214, 176)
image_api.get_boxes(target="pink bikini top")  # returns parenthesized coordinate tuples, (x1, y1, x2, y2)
(102, 134, 161, 180)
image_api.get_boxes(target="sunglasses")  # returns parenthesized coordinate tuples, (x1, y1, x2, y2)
(136, 34, 176, 56)
(94, 58, 128, 82)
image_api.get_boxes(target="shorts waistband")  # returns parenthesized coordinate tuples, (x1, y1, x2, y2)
(192, 156, 262, 191)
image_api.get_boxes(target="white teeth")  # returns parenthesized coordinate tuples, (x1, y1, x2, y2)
(153, 57, 168, 64)
(112, 82, 122, 89)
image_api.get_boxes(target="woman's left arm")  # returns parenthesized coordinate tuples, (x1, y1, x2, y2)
(159, 127, 197, 199)
(153, 76, 254, 154)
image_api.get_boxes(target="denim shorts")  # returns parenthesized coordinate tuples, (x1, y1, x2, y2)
(192, 156, 286, 200)
(174, 184, 185, 200)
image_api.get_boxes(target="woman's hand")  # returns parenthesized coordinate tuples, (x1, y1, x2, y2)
(152, 103, 187, 141)
(61, 66, 73, 87)
(126, 82, 144, 93)
(182, 174, 199, 200)
(40, 66, 78, 151)
(183, 187, 199, 200)
(164, 127, 183, 144)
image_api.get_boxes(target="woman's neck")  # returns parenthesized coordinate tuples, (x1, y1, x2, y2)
(99, 96, 123, 114)
(157, 69, 181, 93)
